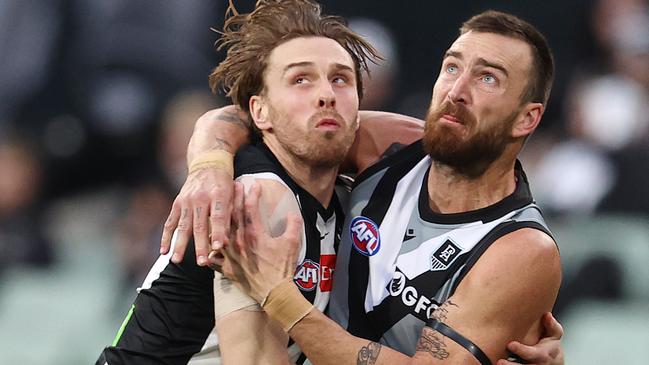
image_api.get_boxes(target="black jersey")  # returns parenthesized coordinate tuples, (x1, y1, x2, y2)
(327, 140, 554, 355)
(97, 144, 344, 365)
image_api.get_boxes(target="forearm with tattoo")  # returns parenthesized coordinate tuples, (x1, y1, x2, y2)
(415, 299, 459, 360)
(217, 107, 252, 131)
(357, 341, 381, 365)
(207, 108, 250, 151)
(187, 106, 252, 162)
(213, 137, 233, 151)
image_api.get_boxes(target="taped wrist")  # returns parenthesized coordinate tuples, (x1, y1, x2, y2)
(188, 150, 234, 176)
(262, 281, 313, 332)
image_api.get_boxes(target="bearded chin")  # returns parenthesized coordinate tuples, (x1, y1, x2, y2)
(422, 113, 515, 179)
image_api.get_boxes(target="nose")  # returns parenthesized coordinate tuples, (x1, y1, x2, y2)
(447, 73, 471, 105)
(317, 81, 336, 109)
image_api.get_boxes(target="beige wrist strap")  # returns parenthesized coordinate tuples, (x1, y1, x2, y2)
(188, 150, 234, 177)
(262, 281, 314, 332)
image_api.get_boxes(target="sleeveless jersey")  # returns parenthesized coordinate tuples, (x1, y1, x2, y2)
(327, 140, 553, 356)
(97, 143, 344, 365)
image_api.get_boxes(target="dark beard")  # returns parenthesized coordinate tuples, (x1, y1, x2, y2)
(422, 101, 517, 179)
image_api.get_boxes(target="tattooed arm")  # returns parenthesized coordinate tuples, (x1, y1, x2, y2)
(161, 108, 422, 264)
(160, 106, 251, 265)
(223, 187, 562, 365)
(186, 106, 251, 163)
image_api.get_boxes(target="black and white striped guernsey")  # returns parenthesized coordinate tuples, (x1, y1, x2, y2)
(327, 139, 554, 356)
(96, 143, 344, 365)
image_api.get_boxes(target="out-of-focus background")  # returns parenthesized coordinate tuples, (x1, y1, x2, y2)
(0, 0, 647, 363)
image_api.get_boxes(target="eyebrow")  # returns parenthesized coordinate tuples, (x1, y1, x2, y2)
(282, 61, 354, 75)
(443, 50, 509, 77)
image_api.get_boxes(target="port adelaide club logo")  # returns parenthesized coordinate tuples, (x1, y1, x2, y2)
(430, 239, 462, 271)
(349, 216, 381, 256)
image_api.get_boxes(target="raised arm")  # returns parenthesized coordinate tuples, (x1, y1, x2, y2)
(224, 185, 563, 365)
(160, 106, 250, 265)
(161, 108, 424, 266)
(343, 111, 424, 174)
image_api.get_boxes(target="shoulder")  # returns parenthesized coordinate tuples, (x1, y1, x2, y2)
(458, 227, 561, 303)
(497, 228, 558, 264)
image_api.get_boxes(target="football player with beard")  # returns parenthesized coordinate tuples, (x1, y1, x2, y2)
(161, 6, 564, 365)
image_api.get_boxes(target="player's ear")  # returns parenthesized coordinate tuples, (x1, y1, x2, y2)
(250, 95, 272, 131)
(512, 102, 543, 138)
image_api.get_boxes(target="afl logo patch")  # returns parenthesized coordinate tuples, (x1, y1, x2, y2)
(350, 216, 381, 256)
(294, 259, 320, 291)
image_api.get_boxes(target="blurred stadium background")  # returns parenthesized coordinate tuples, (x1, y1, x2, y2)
(0, 0, 647, 363)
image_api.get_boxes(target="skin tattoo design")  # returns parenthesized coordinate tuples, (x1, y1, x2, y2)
(357, 341, 382, 365)
(415, 300, 459, 360)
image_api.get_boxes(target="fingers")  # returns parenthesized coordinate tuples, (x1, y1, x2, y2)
(193, 202, 211, 266)
(542, 312, 564, 339)
(160, 201, 181, 254)
(243, 183, 264, 251)
(506, 339, 560, 364)
(207, 250, 225, 273)
(171, 205, 193, 263)
(209, 184, 233, 251)
(506, 341, 540, 362)
(495, 360, 521, 365)
(283, 212, 304, 258)
(231, 181, 246, 255)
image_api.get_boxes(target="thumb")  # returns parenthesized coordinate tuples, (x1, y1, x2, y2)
(543, 312, 564, 339)
(283, 212, 303, 249)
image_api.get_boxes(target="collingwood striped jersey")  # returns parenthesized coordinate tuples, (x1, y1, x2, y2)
(327, 140, 554, 356)
(97, 143, 344, 365)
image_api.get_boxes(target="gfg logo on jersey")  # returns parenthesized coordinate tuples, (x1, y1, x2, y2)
(387, 269, 439, 319)
(350, 216, 381, 256)
(294, 259, 320, 291)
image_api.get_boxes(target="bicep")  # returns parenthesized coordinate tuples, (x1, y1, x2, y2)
(416, 229, 561, 364)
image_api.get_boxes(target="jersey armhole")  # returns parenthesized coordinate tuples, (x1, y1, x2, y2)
(449, 221, 554, 296)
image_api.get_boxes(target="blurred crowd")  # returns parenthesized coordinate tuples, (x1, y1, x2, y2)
(0, 0, 647, 364)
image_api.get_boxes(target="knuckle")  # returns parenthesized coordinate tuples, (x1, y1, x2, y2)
(210, 185, 225, 195)
(193, 221, 207, 232)
(189, 190, 210, 202)
(174, 195, 189, 206)
(210, 210, 226, 219)
(177, 222, 191, 232)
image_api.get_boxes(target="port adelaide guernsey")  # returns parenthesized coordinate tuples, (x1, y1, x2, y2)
(327, 140, 554, 356)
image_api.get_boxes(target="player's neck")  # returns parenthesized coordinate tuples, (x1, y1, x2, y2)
(266, 142, 338, 208)
(427, 155, 517, 215)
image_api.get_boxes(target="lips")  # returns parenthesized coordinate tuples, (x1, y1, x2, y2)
(441, 114, 463, 124)
(315, 118, 341, 129)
